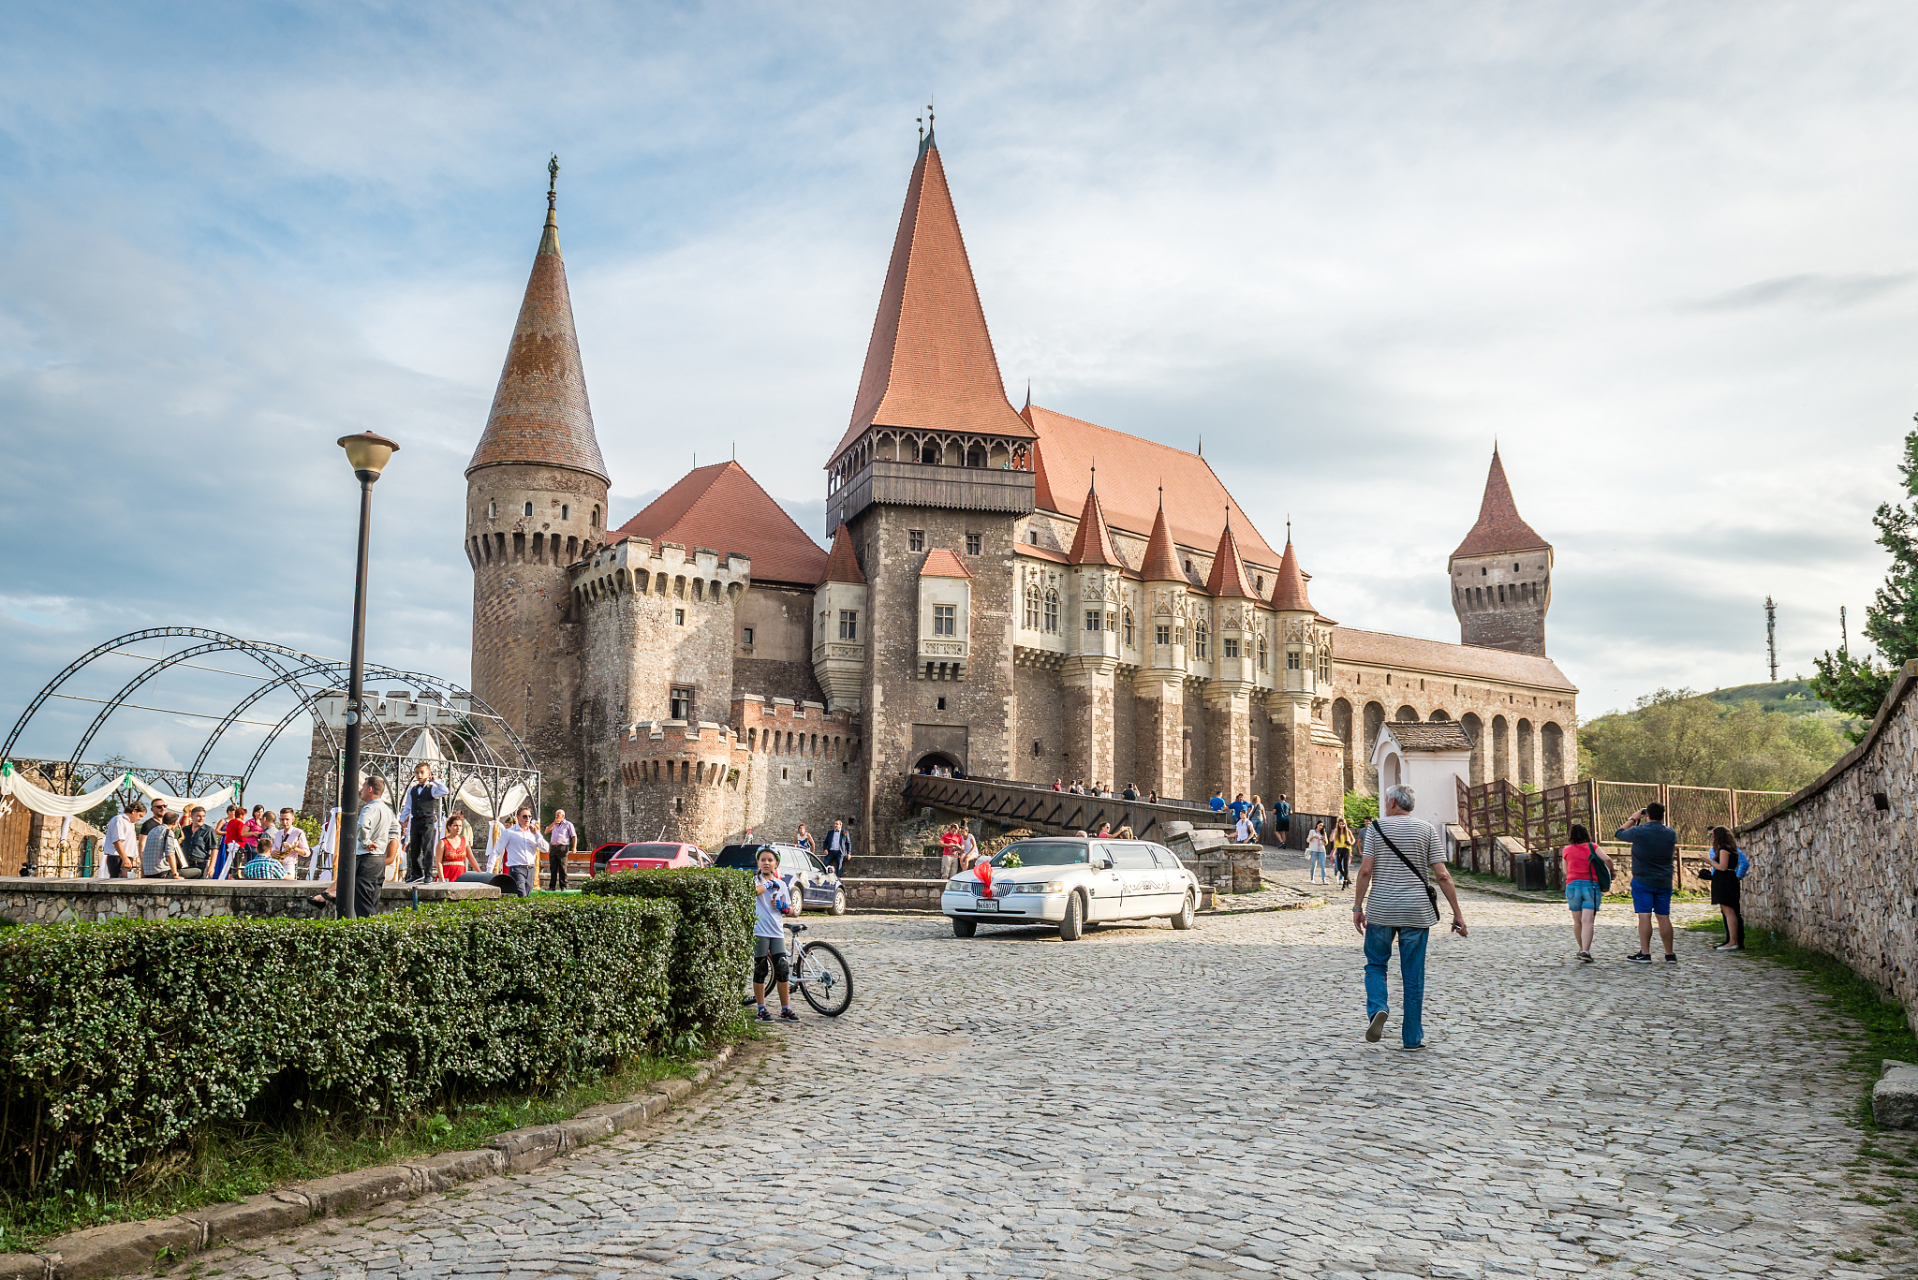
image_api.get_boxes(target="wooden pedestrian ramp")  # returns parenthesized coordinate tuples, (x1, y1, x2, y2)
(900, 774, 1232, 842)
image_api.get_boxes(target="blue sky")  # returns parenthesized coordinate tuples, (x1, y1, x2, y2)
(3, 1, 1916, 809)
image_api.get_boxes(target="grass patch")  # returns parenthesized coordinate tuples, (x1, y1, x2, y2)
(1686, 918, 1918, 1125)
(0, 1009, 757, 1253)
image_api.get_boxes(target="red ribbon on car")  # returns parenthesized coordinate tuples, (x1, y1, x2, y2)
(974, 858, 993, 900)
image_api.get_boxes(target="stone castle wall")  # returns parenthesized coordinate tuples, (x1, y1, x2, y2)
(1740, 660, 1918, 1018)
(1451, 548, 1551, 657)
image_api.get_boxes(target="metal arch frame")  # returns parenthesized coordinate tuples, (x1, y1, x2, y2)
(4, 629, 539, 805)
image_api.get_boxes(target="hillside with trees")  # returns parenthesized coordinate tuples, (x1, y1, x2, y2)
(1579, 686, 1850, 791)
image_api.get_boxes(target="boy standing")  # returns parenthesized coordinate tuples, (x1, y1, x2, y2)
(753, 848, 799, 1023)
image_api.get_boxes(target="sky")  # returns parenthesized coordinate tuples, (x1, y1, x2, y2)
(2, 0, 1915, 810)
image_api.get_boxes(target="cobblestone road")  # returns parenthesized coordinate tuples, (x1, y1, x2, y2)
(200, 889, 1912, 1280)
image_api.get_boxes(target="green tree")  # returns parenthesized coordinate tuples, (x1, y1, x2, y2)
(1812, 422, 1918, 727)
(1342, 791, 1378, 829)
(1580, 689, 1848, 791)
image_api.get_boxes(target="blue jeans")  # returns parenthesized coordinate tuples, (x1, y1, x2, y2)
(1364, 924, 1429, 1048)
(1309, 849, 1328, 882)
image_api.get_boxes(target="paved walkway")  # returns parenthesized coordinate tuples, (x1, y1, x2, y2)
(199, 889, 1908, 1280)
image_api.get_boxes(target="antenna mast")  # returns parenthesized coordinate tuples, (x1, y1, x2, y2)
(1765, 596, 1778, 682)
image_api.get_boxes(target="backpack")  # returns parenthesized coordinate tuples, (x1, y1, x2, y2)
(1736, 848, 1750, 879)
(1585, 843, 1613, 893)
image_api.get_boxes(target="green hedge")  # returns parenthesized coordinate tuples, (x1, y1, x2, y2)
(0, 894, 677, 1192)
(579, 869, 752, 1042)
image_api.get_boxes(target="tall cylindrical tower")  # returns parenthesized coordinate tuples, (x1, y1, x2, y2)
(465, 162, 611, 815)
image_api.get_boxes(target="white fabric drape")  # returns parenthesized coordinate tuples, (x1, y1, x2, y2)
(0, 769, 128, 818)
(456, 779, 527, 822)
(128, 777, 235, 813)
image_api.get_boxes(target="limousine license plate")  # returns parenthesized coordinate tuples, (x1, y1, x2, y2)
(974, 900, 999, 912)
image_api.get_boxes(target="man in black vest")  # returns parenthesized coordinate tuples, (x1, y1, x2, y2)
(397, 762, 451, 883)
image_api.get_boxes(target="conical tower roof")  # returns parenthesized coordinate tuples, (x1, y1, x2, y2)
(1452, 447, 1549, 559)
(1067, 477, 1127, 568)
(1270, 536, 1315, 613)
(1140, 493, 1186, 583)
(826, 135, 1035, 463)
(467, 179, 608, 483)
(1204, 515, 1256, 598)
(820, 524, 866, 585)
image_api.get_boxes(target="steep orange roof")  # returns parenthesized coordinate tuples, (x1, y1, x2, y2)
(1025, 404, 1279, 569)
(611, 461, 827, 586)
(1452, 448, 1550, 560)
(828, 138, 1034, 463)
(467, 192, 609, 482)
(1270, 538, 1315, 613)
(820, 524, 865, 585)
(919, 548, 972, 578)
(1066, 483, 1127, 568)
(1139, 500, 1186, 583)
(1205, 519, 1256, 598)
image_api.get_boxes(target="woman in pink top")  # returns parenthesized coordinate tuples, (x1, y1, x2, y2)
(1562, 823, 1615, 964)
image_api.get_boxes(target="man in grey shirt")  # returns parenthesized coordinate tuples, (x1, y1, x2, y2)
(353, 777, 400, 917)
(1352, 785, 1469, 1049)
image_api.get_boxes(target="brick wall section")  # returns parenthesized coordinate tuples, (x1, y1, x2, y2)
(1740, 659, 1918, 1018)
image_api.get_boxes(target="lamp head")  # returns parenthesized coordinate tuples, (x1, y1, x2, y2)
(337, 431, 399, 481)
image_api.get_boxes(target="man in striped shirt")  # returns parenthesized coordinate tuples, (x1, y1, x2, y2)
(1352, 784, 1468, 1050)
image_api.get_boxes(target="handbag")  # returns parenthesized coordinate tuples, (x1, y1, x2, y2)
(1369, 822, 1440, 924)
(1586, 842, 1612, 893)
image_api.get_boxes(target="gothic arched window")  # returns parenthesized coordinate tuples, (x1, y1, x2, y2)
(1044, 589, 1060, 633)
(1122, 608, 1134, 647)
(1195, 621, 1209, 660)
(1258, 636, 1269, 671)
(1024, 584, 1041, 630)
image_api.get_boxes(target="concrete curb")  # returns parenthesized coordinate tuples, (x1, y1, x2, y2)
(5, 1043, 739, 1280)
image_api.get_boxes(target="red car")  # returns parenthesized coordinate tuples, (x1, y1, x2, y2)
(603, 841, 707, 872)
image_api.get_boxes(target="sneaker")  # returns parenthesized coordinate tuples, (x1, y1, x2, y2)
(1626, 953, 1652, 964)
(1578, 952, 1593, 964)
(779, 1007, 800, 1022)
(1403, 1042, 1427, 1051)
(1664, 954, 1678, 964)
(756, 1006, 772, 1021)
(1365, 1011, 1388, 1043)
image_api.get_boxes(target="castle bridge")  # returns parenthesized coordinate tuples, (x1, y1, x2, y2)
(900, 773, 1233, 842)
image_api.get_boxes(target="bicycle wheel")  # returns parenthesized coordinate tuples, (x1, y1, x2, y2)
(795, 940, 853, 1016)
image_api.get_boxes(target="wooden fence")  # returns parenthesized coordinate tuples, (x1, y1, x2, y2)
(1458, 777, 1789, 854)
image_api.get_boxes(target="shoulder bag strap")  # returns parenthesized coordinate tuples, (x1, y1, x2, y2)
(1370, 821, 1441, 926)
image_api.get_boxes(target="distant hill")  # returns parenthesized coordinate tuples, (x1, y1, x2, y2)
(1703, 680, 1835, 716)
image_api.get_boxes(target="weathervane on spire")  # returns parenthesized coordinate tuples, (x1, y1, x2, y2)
(547, 154, 559, 211)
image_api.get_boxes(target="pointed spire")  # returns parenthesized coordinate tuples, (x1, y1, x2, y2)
(1140, 500, 1185, 583)
(1067, 484, 1126, 568)
(1270, 534, 1315, 613)
(820, 523, 866, 585)
(1452, 446, 1550, 559)
(827, 135, 1035, 463)
(1205, 516, 1256, 598)
(467, 164, 608, 482)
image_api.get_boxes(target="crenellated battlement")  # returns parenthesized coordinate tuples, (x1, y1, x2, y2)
(571, 537, 751, 607)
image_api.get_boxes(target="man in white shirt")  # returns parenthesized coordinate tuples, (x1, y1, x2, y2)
(270, 808, 310, 879)
(104, 803, 143, 879)
(397, 762, 452, 884)
(352, 778, 400, 916)
(495, 806, 549, 898)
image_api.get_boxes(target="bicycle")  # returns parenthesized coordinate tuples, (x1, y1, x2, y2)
(785, 922, 853, 1016)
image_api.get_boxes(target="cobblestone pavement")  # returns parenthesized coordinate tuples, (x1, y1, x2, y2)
(198, 888, 1911, 1280)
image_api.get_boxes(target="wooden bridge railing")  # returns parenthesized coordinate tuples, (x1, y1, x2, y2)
(900, 774, 1232, 842)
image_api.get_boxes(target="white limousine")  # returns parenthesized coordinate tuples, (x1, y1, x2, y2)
(941, 836, 1202, 940)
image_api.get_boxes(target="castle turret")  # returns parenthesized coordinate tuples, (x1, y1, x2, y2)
(1204, 515, 1260, 798)
(1450, 448, 1551, 656)
(465, 161, 610, 815)
(813, 525, 868, 713)
(1063, 480, 1124, 784)
(1134, 495, 1189, 797)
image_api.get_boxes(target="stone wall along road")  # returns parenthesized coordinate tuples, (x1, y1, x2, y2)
(195, 891, 1909, 1280)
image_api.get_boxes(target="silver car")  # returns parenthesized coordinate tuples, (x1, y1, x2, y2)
(941, 836, 1200, 941)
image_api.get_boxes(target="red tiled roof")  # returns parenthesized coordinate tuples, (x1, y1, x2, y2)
(919, 548, 972, 578)
(1066, 485, 1127, 568)
(820, 524, 865, 585)
(1271, 538, 1315, 613)
(467, 201, 609, 482)
(1334, 628, 1578, 692)
(611, 461, 827, 586)
(1024, 404, 1279, 569)
(1139, 501, 1185, 582)
(1452, 448, 1550, 560)
(1017, 543, 1070, 564)
(1205, 520, 1255, 598)
(828, 140, 1034, 463)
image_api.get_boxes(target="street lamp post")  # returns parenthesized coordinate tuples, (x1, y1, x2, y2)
(334, 431, 399, 919)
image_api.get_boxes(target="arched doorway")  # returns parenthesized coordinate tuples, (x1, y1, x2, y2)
(914, 752, 962, 776)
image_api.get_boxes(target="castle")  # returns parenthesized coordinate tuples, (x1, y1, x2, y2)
(460, 134, 1578, 850)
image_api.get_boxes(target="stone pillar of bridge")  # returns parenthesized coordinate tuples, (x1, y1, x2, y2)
(1062, 657, 1118, 789)
(1133, 674, 1185, 801)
